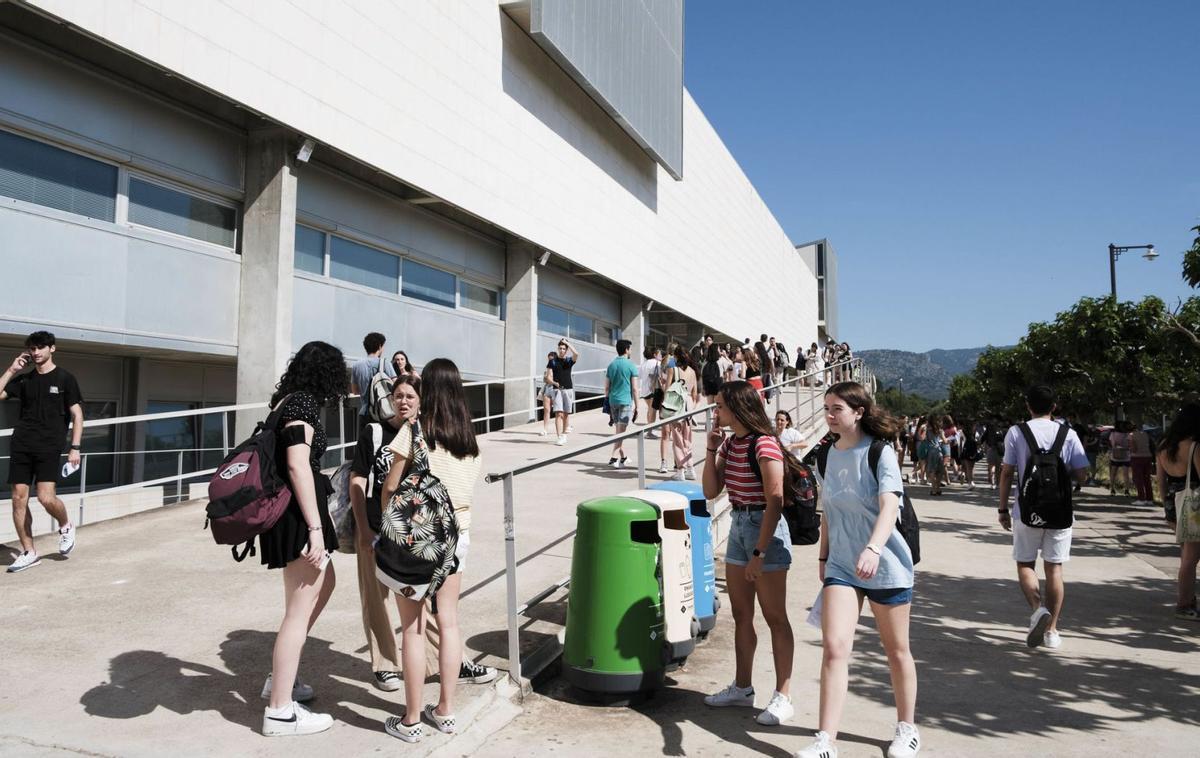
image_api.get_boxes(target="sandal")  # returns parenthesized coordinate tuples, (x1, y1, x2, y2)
(1175, 606, 1200, 621)
(423, 704, 457, 734)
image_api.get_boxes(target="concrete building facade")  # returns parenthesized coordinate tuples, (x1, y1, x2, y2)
(0, 0, 819, 495)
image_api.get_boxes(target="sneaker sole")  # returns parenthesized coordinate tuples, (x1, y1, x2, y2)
(1027, 613, 1051, 648)
(6, 558, 41, 573)
(59, 542, 75, 557)
(262, 717, 333, 737)
(373, 678, 403, 692)
(459, 672, 498, 684)
(703, 699, 755, 708)
(383, 722, 422, 743)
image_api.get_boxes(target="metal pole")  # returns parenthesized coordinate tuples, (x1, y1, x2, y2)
(1109, 244, 1118, 300)
(502, 474, 522, 692)
(485, 383, 492, 433)
(339, 402, 347, 462)
(221, 412, 230, 456)
(637, 430, 646, 489)
(176, 450, 184, 504)
(79, 455, 87, 527)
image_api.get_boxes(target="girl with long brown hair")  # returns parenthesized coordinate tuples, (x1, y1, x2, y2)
(798, 381, 919, 758)
(701, 380, 796, 727)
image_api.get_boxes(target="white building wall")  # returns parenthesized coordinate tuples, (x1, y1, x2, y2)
(27, 0, 817, 350)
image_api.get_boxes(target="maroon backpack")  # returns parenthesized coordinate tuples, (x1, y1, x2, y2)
(205, 395, 294, 561)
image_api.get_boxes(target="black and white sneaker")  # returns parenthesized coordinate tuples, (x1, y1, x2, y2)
(796, 730, 838, 758)
(261, 702, 333, 737)
(6, 551, 40, 573)
(384, 714, 422, 743)
(887, 721, 921, 757)
(373, 671, 402, 692)
(459, 659, 498, 684)
(423, 704, 457, 734)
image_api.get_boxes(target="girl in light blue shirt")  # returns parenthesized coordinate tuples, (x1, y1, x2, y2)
(797, 381, 921, 758)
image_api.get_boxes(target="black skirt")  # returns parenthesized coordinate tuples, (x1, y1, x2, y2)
(258, 472, 339, 569)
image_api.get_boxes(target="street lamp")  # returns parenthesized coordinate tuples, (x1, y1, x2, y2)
(1108, 242, 1157, 300)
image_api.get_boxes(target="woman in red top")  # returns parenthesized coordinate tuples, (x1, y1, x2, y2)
(701, 381, 796, 726)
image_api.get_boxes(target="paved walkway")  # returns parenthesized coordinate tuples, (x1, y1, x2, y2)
(489, 477, 1199, 757)
(3, 405, 1196, 757)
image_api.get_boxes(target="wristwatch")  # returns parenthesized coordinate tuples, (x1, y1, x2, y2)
(69, 444, 81, 450)
(752, 548, 763, 558)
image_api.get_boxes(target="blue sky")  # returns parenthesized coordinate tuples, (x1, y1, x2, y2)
(684, 1, 1200, 352)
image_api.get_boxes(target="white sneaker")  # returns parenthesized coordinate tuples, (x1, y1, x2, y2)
(684, 466, 696, 481)
(261, 702, 332, 736)
(384, 714, 422, 743)
(58, 524, 75, 556)
(755, 690, 793, 725)
(1044, 630, 1062, 649)
(796, 731, 838, 758)
(6, 551, 41, 573)
(704, 682, 754, 707)
(887, 721, 921, 757)
(539, 429, 548, 437)
(261, 673, 314, 702)
(672, 468, 686, 481)
(422, 704, 457, 734)
(567, 425, 574, 433)
(658, 461, 668, 474)
(1026, 606, 1051, 648)
(556, 435, 567, 446)
(609, 458, 620, 468)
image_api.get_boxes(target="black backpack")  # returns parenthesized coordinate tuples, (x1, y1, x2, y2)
(1017, 422, 1073, 529)
(815, 438, 921, 565)
(702, 359, 722, 385)
(743, 434, 821, 545)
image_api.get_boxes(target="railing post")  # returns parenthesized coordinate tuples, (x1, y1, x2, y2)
(339, 402, 347, 462)
(78, 455, 87, 527)
(485, 384, 492, 434)
(502, 474, 522, 692)
(637, 429, 646, 489)
(176, 450, 184, 504)
(222, 412, 230, 457)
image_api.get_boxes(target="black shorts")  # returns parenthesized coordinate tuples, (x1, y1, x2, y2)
(7, 449, 61, 486)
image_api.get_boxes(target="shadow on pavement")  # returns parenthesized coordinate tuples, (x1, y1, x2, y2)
(80, 630, 401, 734)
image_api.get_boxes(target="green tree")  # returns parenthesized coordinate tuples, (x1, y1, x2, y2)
(1183, 224, 1200, 289)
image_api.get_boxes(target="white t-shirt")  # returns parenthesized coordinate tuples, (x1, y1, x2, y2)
(778, 427, 804, 450)
(717, 356, 733, 380)
(732, 361, 745, 380)
(638, 359, 660, 397)
(1003, 418, 1089, 521)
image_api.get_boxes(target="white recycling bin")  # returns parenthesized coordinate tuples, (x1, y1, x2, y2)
(621, 488, 697, 663)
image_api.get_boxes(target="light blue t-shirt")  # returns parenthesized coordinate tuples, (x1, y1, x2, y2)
(351, 355, 396, 416)
(817, 437, 914, 590)
(605, 356, 639, 407)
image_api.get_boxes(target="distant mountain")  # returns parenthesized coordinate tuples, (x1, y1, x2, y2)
(857, 346, 1008, 400)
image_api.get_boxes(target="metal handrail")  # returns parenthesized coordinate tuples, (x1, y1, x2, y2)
(484, 357, 869, 690)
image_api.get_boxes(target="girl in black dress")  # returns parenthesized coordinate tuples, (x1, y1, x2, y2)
(260, 341, 348, 737)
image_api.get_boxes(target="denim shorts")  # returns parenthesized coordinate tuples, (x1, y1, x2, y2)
(608, 403, 632, 425)
(725, 509, 791, 572)
(823, 576, 912, 606)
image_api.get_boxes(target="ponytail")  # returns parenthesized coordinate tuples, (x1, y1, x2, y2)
(825, 381, 900, 440)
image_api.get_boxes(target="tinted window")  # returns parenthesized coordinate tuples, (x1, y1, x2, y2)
(294, 225, 326, 275)
(0, 129, 117, 221)
(538, 303, 569, 336)
(460, 280, 500, 316)
(402, 259, 456, 308)
(329, 236, 399, 293)
(569, 313, 594, 343)
(128, 178, 237, 247)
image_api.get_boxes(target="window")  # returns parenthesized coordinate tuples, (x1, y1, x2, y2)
(402, 259, 456, 308)
(538, 303, 569, 336)
(459, 280, 500, 317)
(128, 177, 236, 247)
(330, 235, 399, 293)
(0, 129, 117, 221)
(597, 325, 619, 346)
(569, 313, 594, 343)
(294, 225, 326, 275)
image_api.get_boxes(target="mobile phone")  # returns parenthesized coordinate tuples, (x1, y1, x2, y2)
(318, 550, 332, 571)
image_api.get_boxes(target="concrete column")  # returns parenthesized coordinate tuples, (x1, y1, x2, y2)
(236, 129, 298, 439)
(620, 294, 646, 360)
(503, 243, 540, 426)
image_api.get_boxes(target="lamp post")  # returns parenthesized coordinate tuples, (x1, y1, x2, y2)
(1108, 243, 1158, 300)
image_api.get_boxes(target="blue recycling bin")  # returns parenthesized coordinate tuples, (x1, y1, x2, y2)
(650, 481, 719, 636)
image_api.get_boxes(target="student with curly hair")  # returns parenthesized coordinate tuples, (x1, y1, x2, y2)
(260, 341, 349, 737)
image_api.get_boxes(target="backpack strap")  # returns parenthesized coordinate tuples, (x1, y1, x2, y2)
(745, 433, 764, 482)
(263, 392, 297, 432)
(1048, 421, 1071, 457)
(868, 438, 886, 481)
(816, 440, 832, 478)
(231, 541, 256, 562)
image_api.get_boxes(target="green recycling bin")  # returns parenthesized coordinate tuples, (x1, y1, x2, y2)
(563, 496, 667, 694)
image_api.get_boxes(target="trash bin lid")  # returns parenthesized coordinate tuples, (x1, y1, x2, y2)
(648, 480, 705, 503)
(577, 496, 659, 520)
(619, 488, 688, 515)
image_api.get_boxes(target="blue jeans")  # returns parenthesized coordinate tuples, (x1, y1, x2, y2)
(725, 509, 791, 572)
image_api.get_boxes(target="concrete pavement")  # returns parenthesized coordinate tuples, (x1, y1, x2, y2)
(4, 401, 1196, 757)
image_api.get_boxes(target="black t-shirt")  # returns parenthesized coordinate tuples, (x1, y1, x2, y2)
(7, 367, 83, 453)
(547, 356, 575, 390)
(349, 421, 400, 532)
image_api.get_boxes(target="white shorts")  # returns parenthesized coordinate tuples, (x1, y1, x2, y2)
(1012, 521, 1071, 563)
(452, 530, 469, 574)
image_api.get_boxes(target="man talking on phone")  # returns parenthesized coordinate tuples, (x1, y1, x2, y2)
(1, 331, 84, 573)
